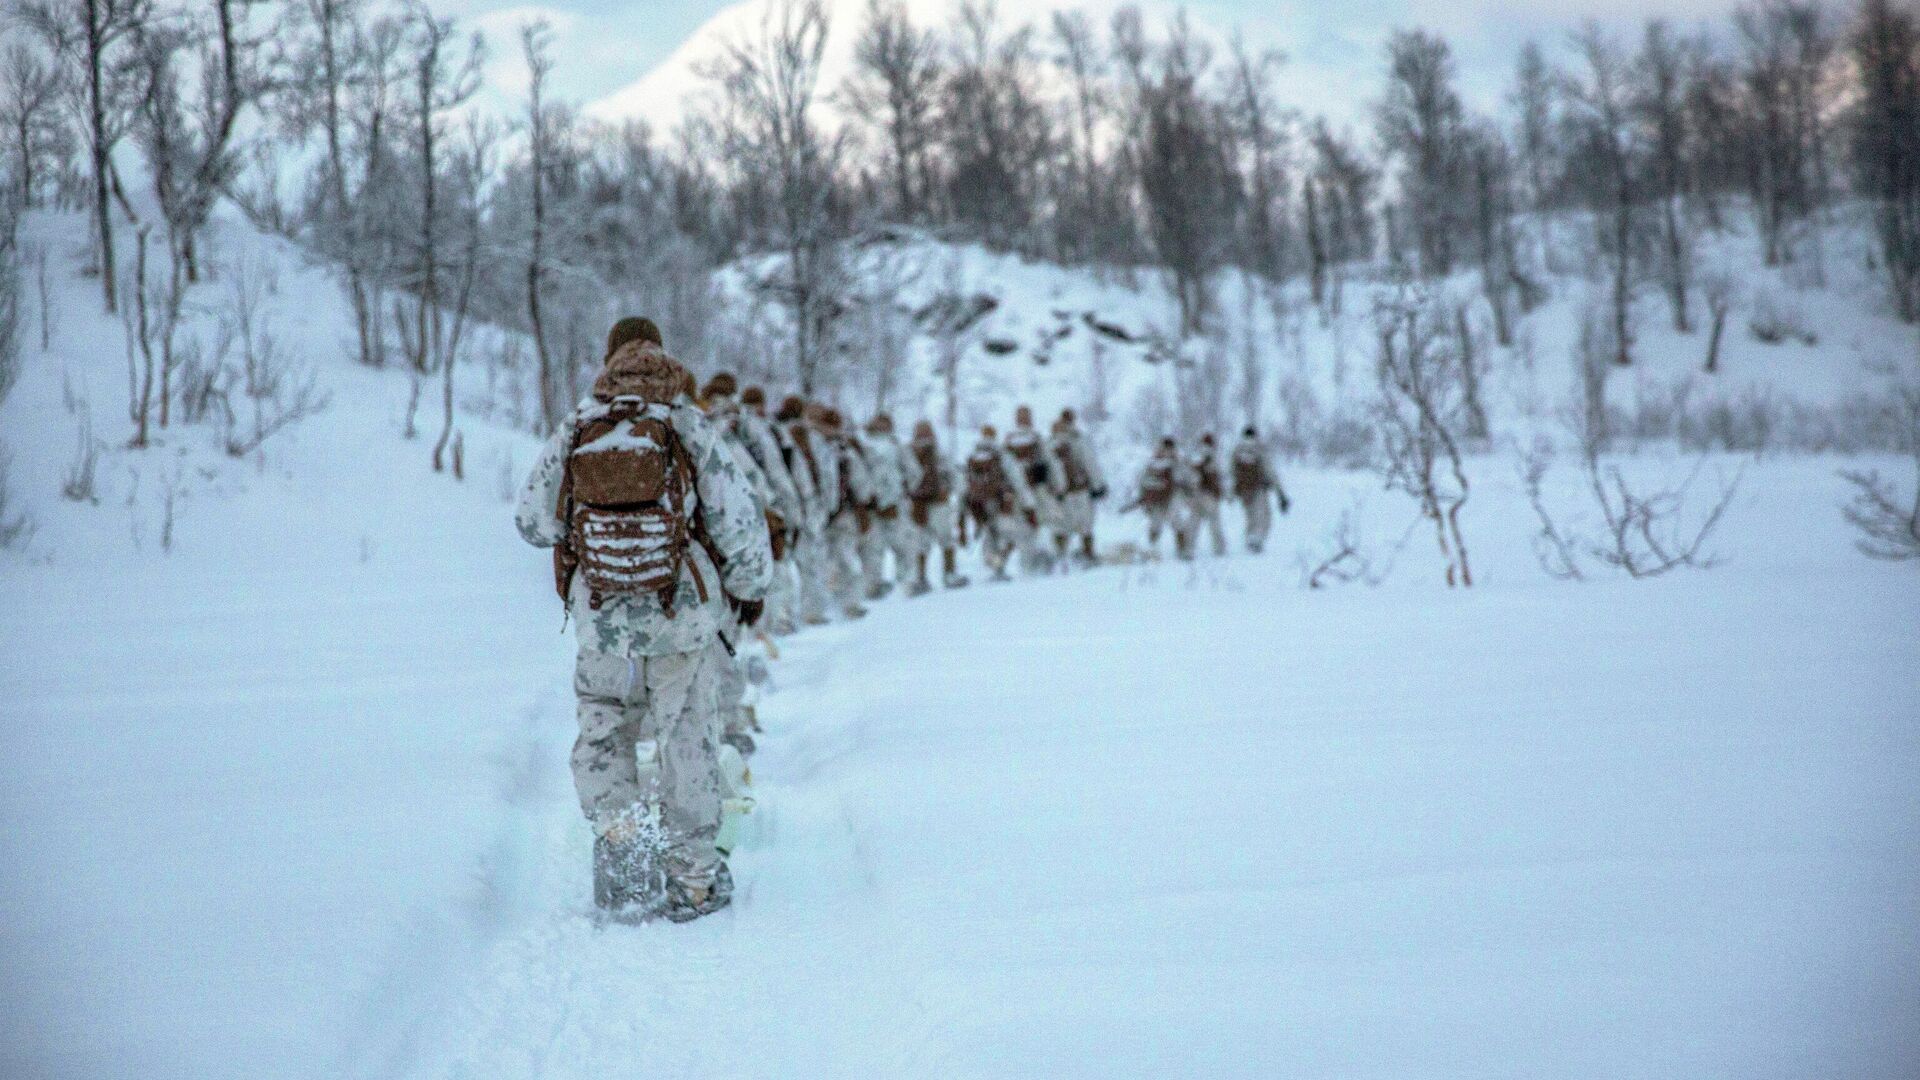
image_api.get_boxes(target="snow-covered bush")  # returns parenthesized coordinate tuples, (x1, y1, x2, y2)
(1747, 288, 1817, 346)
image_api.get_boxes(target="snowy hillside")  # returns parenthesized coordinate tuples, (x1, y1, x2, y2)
(2, 200, 1918, 1080)
(717, 211, 1917, 472)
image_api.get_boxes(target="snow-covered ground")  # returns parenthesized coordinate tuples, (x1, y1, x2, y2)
(2, 209, 1918, 1078)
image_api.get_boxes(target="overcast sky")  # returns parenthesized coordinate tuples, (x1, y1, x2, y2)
(439, 0, 1750, 130)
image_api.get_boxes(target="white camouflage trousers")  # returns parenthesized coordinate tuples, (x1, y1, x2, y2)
(1242, 495, 1273, 553)
(1143, 501, 1193, 558)
(791, 528, 832, 623)
(825, 517, 867, 612)
(1186, 494, 1227, 557)
(859, 511, 915, 594)
(572, 646, 725, 878)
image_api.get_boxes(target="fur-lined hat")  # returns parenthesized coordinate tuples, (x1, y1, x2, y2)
(911, 419, 936, 441)
(1014, 405, 1034, 426)
(866, 412, 894, 434)
(810, 404, 844, 431)
(592, 340, 685, 404)
(776, 394, 806, 423)
(741, 385, 767, 408)
(703, 372, 738, 400)
(981, 424, 998, 440)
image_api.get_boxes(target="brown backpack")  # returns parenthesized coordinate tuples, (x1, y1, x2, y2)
(964, 446, 1013, 522)
(1005, 428, 1051, 489)
(910, 438, 951, 505)
(1193, 456, 1224, 499)
(555, 401, 711, 615)
(1139, 457, 1176, 509)
(1231, 445, 1267, 500)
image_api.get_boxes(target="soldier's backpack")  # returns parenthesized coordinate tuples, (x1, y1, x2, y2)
(1054, 436, 1093, 493)
(1192, 456, 1224, 499)
(1231, 444, 1268, 500)
(558, 400, 711, 615)
(1138, 457, 1176, 509)
(1005, 428, 1050, 488)
(964, 445, 1014, 521)
(910, 439, 951, 504)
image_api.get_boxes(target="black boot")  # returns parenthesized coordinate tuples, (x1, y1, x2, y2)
(662, 861, 734, 923)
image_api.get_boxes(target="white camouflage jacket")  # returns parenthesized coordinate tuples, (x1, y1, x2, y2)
(517, 399, 774, 657)
(1050, 427, 1107, 494)
(859, 431, 920, 513)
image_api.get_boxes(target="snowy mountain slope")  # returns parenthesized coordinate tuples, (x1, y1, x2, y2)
(1, 205, 1918, 1079)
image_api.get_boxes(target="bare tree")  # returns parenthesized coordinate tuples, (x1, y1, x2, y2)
(1, 43, 69, 209)
(521, 20, 559, 431)
(1701, 267, 1737, 372)
(1129, 13, 1240, 338)
(399, 5, 482, 376)
(1839, 372, 1920, 560)
(220, 258, 329, 457)
(1377, 29, 1468, 279)
(705, 0, 847, 394)
(940, 2, 1052, 251)
(1636, 20, 1696, 333)
(128, 0, 272, 286)
(1848, 0, 1920, 322)
(841, 0, 941, 223)
(21, 0, 154, 312)
(1562, 23, 1641, 367)
(1372, 280, 1474, 587)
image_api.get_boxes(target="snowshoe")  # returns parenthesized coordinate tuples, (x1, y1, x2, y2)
(662, 862, 733, 923)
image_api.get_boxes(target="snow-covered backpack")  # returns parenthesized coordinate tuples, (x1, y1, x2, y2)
(964, 445, 1014, 521)
(1231, 444, 1268, 500)
(1005, 428, 1050, 488)
(559, 400, 711, 615)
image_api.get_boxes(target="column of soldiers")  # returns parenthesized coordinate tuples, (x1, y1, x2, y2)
(520, 317, 1290, 924)
(1123, 427, 1291, 560)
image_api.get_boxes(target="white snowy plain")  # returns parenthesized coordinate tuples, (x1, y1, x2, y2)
(2, 208, 1918, 1078)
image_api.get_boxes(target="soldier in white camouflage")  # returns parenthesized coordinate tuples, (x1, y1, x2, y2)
(1003, 406, 1065, 574)
(858, 413, 920, 600)
(1126, 436, 1193, 559)
(1184, 432, 1229, 558)
(812, 404, 874, 619)
(516, 318, 773, 923)
(962, 424, 1036, 581)
(740, 386, 807, 634)
(1229, 426, 1291, 554)
(776, 395, 835, 627)
(1049, 408, 1107, 567)
(904, 419, 967, 594)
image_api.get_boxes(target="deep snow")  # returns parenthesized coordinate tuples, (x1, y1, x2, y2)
(2, 207, 1918, 1078)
